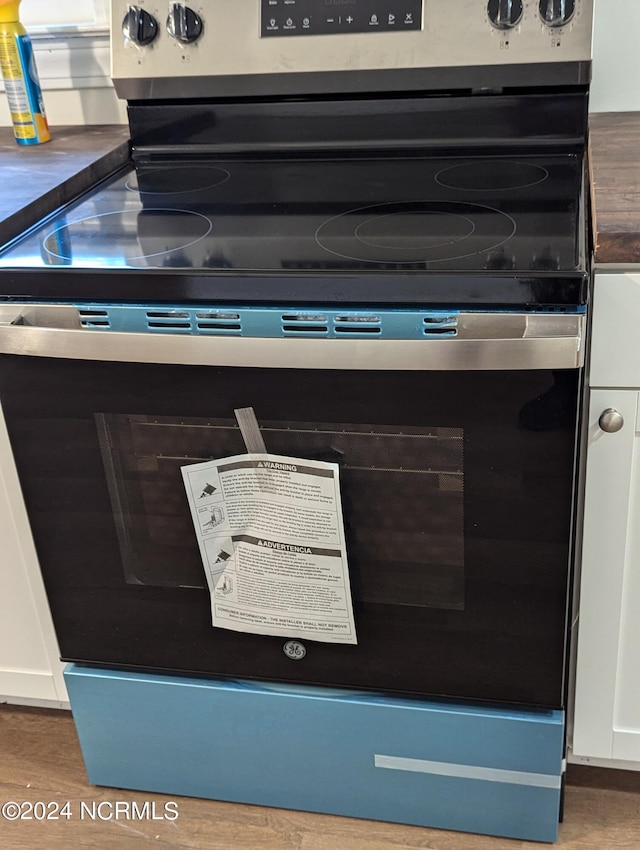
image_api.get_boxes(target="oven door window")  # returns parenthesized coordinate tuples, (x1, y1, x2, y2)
(0, 358, 578, 708)
(97, 414, 465, 613)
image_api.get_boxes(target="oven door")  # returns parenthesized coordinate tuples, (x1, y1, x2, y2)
(0, 306, 584, 708)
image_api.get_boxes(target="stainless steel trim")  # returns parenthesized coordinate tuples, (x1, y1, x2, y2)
(113, 62, 593, 100)
(374, 754, 562, 789)
(0, 306, 585, 371)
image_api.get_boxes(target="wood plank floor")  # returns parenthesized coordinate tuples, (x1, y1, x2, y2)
(1, 704, 639, 849)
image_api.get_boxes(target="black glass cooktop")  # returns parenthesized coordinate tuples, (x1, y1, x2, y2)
(0, 153, 584, 275)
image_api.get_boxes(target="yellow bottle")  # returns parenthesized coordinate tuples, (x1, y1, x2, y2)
(0, 0, 50, 144)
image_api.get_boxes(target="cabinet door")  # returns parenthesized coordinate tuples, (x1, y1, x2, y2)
(590, 273, 640, 389)
(0, 403, 67, 704)
(572, 389, 640, 762)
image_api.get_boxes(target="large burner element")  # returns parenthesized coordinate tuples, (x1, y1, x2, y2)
(42, 209, 213, 266)
(316, 201, 516, 265)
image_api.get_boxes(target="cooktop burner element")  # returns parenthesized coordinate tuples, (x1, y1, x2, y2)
(42, 209, 213, 265)
(435, 161, 549, 192)
(316, 201, 516, 265)
(125, 166, 231, 195)
(356, 210, 475, 250)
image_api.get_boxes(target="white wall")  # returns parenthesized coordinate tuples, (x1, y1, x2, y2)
(0, 34, 127, 128)
(590, 0, 640, 113)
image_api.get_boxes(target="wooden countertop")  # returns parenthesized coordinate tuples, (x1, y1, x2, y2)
(0, 125, 130, 249)
(589, 112, 640, 265)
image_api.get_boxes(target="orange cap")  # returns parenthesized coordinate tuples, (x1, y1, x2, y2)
(0, 1, 21, 24)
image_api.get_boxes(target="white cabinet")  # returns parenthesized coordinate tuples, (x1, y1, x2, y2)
(571, 272, 640, 769)
(0, 403, 68, 706)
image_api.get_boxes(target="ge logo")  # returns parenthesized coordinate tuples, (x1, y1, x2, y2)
(283, 640, 306, 660)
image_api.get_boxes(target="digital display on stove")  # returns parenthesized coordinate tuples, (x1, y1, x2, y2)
(261, 0, 422, 37)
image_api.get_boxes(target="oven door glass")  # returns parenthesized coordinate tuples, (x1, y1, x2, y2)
(0, 357, 579, 708)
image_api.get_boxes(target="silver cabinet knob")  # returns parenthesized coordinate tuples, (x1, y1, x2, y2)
(598, 409, 624, 433)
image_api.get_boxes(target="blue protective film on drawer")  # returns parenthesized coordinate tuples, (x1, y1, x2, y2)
(65, 664, 564, 843)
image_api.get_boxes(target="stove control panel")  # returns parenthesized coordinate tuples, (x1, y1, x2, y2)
(260, 0, 422, 38)
(112, 0, 594, 100)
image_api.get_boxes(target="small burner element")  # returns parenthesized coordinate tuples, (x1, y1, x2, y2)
(435, 161, 549, 192)
(316, 201, 516, 265)
(42, 209, 213, 265)
(355, 211, 475, 250)
(126, 166, 231, 195)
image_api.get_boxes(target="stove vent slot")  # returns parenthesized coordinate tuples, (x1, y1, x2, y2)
(78, 309, 110, 329)
(281, 314, 329, 335)
(195, 311, 242, 333)
(423, 315, 458, 337)
(334, 314, 382, 335)
(145, 310, 191, 332)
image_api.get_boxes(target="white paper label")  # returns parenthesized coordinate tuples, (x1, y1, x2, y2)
(181, 453, 357, 645)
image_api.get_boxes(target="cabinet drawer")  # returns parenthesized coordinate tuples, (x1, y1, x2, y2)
(591, 273, 640, 388)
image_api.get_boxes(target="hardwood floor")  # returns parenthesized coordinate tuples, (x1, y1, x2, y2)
(1, 704, 639, 849)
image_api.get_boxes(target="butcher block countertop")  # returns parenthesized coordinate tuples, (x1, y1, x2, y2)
(589, 112, 640, 265)
(0, 125, 130, 250)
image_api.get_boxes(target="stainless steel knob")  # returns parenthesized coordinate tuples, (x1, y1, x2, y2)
(539, 0, 576, 28)
(488, 0, 524, 30)
(123, 5, 159, 46)
(598, 409, 624, 433)
(167, 3, 203, 44)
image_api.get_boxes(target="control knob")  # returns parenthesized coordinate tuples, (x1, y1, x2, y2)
(122, 5, 159, 46)
(539, 0, 576, 27)
(487, 0, 524, 30)
(167, 3, 203, 44)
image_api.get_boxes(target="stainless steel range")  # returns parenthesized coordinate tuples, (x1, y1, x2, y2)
(0, 1, 593, 712)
